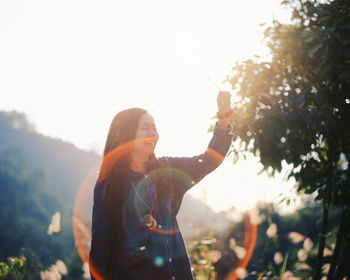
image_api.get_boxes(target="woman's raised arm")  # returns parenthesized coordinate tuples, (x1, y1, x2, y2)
(160, 120, 233, 197)
(160, 90, 234, 195)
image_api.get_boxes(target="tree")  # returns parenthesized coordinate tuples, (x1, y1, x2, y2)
(0, 150, 70, 267)
(218, 0, 350, 278)
(0, 249, 43, 280)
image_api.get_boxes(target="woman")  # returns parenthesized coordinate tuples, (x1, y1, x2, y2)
(89, 91, 234, 280)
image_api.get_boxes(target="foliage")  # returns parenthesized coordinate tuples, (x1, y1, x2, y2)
(0, 256, 27, 280)
(0, 150, 72, 267)
(64, 249, 84, 280)
(214, 0, 350, 277)
(187, 201, 348, 279)
(0, 249, 42, 280)
(223, 0, 350, 207)
(187, 235, 218, 280)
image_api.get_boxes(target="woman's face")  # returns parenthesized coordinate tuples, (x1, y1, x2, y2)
(132, 113, 159, 156)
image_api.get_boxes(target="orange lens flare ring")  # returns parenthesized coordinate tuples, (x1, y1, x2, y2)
(206, 147, 224, 164)
(72, 160, 102, 280)
(224, 214, 258, 280)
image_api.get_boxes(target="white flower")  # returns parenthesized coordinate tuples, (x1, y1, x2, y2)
(40, 260, 67, 280)
(266, 223, 277, 238)
(55, 260, 67, 275)
(207, 250, 222, 263)
(82, 262, 91, 279)
(50, 265, 61, 279)
(296, 263, 311, 270)
(229, 238, 237, 250)
(297, 249, 307, 262)
(248, 207, 262, 225)
(283, 271, 294, 280)
(40, 271, 49, 280)
(201, 238, 216, 245)
(40, 267, 60, 280)
(234, 246, 246, 259)
(323, 247, 333, 256)
(303, 238, 313, 252)
(47, 212, 61, 235)
(288, 232, 305, 243)
(274, 252, 283, 265)
(235, 267, 248, 279)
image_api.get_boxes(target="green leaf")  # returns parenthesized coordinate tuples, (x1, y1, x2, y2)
(219, 0, 350, 210)
(280, 253, 289, 279)
(232, 152, 239, 165)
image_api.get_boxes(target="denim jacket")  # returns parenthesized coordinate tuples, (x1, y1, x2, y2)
(89, 122, 233, 280)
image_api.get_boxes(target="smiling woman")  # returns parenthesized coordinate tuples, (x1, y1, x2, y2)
(89, 92, 234, 280)
(129, 113, 159, 173)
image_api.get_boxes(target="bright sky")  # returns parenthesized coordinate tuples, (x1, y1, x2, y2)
(0, 0, 300, 213)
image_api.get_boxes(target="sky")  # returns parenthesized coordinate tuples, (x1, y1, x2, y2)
(0, 0, 302, 213)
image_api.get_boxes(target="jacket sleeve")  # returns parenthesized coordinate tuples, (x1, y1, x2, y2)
(160, 121, 234, 197)
(89, 181, 113, 280)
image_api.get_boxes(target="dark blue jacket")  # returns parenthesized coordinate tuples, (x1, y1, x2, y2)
(89, 122, 233, 280)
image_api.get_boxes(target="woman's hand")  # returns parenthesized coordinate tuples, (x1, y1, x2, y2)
(216, 91, 232, 129)
(217, 91, 232, 115)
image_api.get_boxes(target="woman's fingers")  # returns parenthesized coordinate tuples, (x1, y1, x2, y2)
(217, 91, 232, 113)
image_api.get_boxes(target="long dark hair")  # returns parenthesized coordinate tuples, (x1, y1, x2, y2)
(97, 107, 172, 251)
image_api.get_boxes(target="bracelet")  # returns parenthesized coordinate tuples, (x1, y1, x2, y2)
(216, 108, 233, 120)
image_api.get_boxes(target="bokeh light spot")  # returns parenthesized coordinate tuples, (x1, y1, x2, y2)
(154, 256, 164, 267)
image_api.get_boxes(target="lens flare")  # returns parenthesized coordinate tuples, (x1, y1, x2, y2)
(224, 212, 258, 280)
(72, 159, 100, 279)
(154, 256, 164, 267)
(206, 147, 225, 165)
(98, 138, 154, 183)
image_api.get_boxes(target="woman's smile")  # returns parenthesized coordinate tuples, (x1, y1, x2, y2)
(133, 113, 159, 155)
